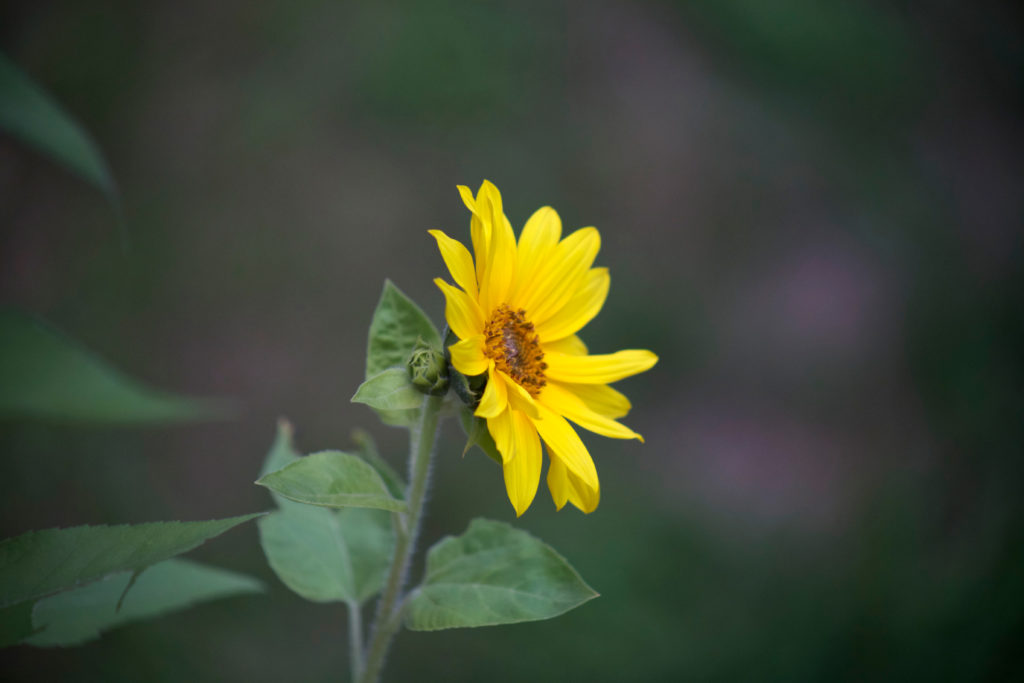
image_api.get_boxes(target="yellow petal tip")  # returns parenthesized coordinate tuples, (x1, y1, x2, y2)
(457, 185, 476, 212)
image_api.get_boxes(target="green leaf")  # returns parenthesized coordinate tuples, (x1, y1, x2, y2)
(258, 506, 393, 604)
(254, 425, 398, 605)
(352, 428, 406, 501)
(256, 451, 407, 512)
(365, 279, 441, 380)
(0, 53, 117, 203)
(0, 600, 35, 647)
(258, 418, 305, 511)
(405, 519, 598, 631)
(0, 310, 230, 423)
(458, 408, 502, 465)
(26, 559, 262, 647)
(372, 407, 421, 428)
(352, 368, 424, 412)
(0, 514, 261, 609)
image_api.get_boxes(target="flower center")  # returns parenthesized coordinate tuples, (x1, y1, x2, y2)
(483, 303, 547, 396)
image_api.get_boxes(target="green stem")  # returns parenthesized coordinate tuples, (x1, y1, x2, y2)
(358, 394, 443, 683)
(347, 601, 363, 682)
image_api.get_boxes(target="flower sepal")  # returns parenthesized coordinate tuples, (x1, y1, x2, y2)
(456, 407, 502, 465)
(443, 326, 487, 409)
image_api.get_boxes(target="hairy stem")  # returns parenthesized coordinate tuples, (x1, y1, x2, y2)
(347, 601, 363, 682)
(358, 394, 443, 683)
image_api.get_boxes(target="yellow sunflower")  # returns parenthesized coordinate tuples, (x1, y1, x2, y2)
(431, 180, 658, 516)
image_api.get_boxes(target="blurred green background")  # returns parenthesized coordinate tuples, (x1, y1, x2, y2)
(2, 1, 1022, 680)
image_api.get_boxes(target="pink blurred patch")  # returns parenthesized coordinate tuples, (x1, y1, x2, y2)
(721, 236, 900, 373)
(666, 402, 852, 534)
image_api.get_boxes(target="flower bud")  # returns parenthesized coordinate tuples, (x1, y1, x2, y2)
(407, 337, 448, 396)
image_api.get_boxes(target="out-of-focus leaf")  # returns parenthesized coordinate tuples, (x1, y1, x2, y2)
(0, 514, 261, 608)
(679, 1, 922, 119)
(256, 451, 406, 512)
(351, 428, 406, 500)
(27, 559, 262, 647)
(0, 310, 229, 423)
(405, 519, 598, 631)
(0, 601, 35, 647)
(0, 52, 117, 203)
(260, 419, 301, 479)
(352, 368, 424, 412)
(258, 506, 393, 604)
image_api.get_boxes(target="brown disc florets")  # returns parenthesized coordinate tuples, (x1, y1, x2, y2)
(483, 303, 547, 396)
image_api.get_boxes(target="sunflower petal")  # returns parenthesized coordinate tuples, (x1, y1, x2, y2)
(466, 185, 491, 286)
(547, 456, 570, 510)
(457, 185, 476, 213)
(516, 206, 562, 287)
(478, 182, 516, 313)
(475, 364, 508, 419)
(449, 335, 488, 377)
(539, 382, 642, 441)
(486, 408, 515, 465)
(542, 335, 588, 356)
(535, 267, 609, 342)
(470, 213, 489, 286)
(478, 179, 503, 218)
(499, 410, 543, 516)
(520, 227, 601, 324)
(433, 278, 483, 340)
(500, 372, 540, 419)
(545, 349, 658, 384)
(557, 382, 631, 419)
(566, 467, 600, 513)
(530, 404, 598, 491)
(546, 455, 600, 513)
(429, 229, 477, 299)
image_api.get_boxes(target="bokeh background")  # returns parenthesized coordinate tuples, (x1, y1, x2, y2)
(2, 1, 1023, 680)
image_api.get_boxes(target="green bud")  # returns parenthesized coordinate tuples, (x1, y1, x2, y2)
(407, 337, 448, 396)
